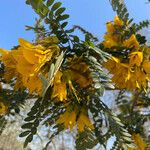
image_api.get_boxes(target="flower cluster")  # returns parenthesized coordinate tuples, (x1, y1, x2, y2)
(56, 105, 94, 132)
(103, 16, 150, 91)
(0, 38, 60, 94)
(0, 38, 94, 132)
(51, 56, 93, 132)
(52, 56, 92, 102)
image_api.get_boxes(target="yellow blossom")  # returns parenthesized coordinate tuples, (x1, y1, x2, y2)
(129, 52, 143, 67)
(104, 56, 149, 90)
(0, 49, 18, 81)
(0, 38, 59, 94)
(68, 57, 92, 88)
(51, 57, 92, 101)
(143, 60, 150, 74)
(103, 34, 121, 48)
(106, 22, 114, 33)
(77, 108, 94, 132)
(114, 16, 124, 26)
(0, 101, 8, 115)
(123, 34, 140, 50)
(52, 71, 67, 101)
(56, 109, 76, 130)
(56, 106, 94, 132)
(103, 16, 124, 48)
(128, 133, 147, 150)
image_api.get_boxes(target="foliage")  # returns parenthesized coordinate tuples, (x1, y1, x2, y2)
(0, 0, 149, 150)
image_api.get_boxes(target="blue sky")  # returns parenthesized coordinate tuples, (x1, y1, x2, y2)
(0, 0, 150, 49)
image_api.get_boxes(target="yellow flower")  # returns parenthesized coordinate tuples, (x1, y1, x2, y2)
(103, 34, 121, 48)
(103, 16, 123, 48)
(68, 57, 92, 88)
(17, 38, 59, 94)
(68, 70, 91, 88)
(0, 38, 59, 94)
(128, 133, 147, 150)
(57, 106, 94, 132)
(77, 108, 94, 132)
(103, 56, 120, 73)
(129, 52, 143, 67)
(52, 71, 67, 101)
(0, 101, 8, 115)
(114, 16, 124, 26)
(143, 60, 150, 74)
(123, 34, 140, 50)
(106, 22, 114, 33)
(0, 48, 18, 81)
(51, 57, 92, 101)
(104, 56, 149, 90)
(56, 108, 76, 130)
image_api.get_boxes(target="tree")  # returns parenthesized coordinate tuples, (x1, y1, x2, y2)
(0, 0, 149, 149)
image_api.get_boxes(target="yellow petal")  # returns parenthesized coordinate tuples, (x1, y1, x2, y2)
(0, 101, 8, 115)
(18, 38, 35, 48)
(123, 34, 140, 50)
(77, 112, 94, 132)
(143, 60, 150, 74)
(114, 16, 124, 26)
(129, 51, 143, 67)
(106, 22, 114, 33)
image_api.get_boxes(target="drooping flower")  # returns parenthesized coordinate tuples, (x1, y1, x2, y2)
(51, 56, 92, 102)
(129, 51, 143, 67)
(103, 16, 124, 48)
(0, 48, 18, 81)
(0, 101, 8, 115)
(128, 133, 147, 150)
(56, 106, 94, 132)
(52, 71, 67, 101)
(114, 16, 124, 27)
(123, 34, 140, 50)
(0, 38, 60, 94)
(106, 22, 114, 33)
(103, 16, 140, 51)
(66, 56, 92, 88)
(104, 55, 150, 90)
(142, 60, 150, 74)
(56, 107, 76, 130)
(77, 108, 94, 132)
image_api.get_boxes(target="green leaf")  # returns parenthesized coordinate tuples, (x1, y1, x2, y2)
(51, 2, 62, 11)
(55, 7, 66, 16)
(31, 127, 37, 134)
(39, 74, 49, 89)
(26, 0, 30, 4)
(28, 0, 49, 18)
(24, 134, 33, 148)
(41, 52, 64, 98)
(57, 14, 69, 21)
(24, 116, 36, 122)
(48, 63, 55, 80)
(73, 36, 80, 43)
(61, 38, 69, 44)
(54, 51, 64, 72)
(19, 131, 30, 137)
(48, 11, 54, 19)
(61, 22, 68, 28)
(76, 129, 98, 150)
(21, 123, 33, 129)
(47, 0, 54, 6)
